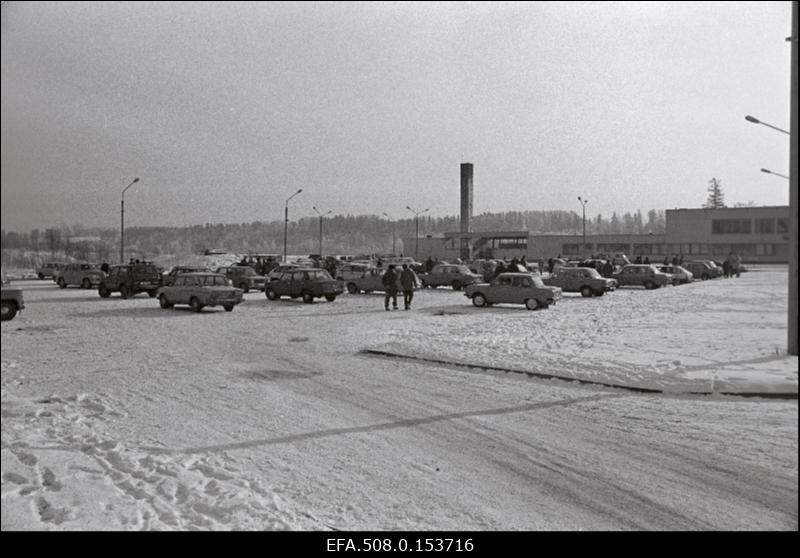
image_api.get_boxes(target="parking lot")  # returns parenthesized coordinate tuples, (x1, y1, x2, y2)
(2, 267, 797, 530)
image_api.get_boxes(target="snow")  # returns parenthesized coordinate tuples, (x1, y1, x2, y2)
(1, 266, 797, 530)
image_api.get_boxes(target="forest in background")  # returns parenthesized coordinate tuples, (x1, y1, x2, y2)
(1, 208, 666, 269)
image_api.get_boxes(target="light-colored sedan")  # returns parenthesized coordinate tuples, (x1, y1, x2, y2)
(464, 272, 562, 310)
(157, 273, 243, 312)
(656, 265, 693, 285)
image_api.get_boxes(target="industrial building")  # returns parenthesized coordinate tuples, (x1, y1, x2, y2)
(402, 165, 791, 264)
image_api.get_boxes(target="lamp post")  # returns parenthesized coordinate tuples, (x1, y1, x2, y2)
(406, 206, 429, 261)
(745, 114, 790, 135)
(120, 177, 140, 263)
(761, 168, 790, 180)
(283, 189, 303, 263)
(577, 196, 588, 259)
(312, 206, 332, 258)
(382, 212, 396, 255)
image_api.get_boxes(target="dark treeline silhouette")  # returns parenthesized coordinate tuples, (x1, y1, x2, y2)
(2, 209, 666, 261)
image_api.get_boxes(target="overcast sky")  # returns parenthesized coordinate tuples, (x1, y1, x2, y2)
(0, 1, 793, 232)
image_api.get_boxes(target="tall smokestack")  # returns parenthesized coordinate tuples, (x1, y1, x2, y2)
(460, 163, 473, 260)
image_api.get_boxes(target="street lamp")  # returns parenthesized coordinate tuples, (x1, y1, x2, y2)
(761, 168, 790, 180)
(382, 212, 396, 255)
(406, 206, 429, 261)
(283, 189, 303, 263)
(312, 206, 332, 258)
(577, 196, 588, 259)
(745, 114, 790, 135)
(120, 177, 140, 263)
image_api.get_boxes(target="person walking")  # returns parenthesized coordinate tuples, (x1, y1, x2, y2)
(382, 264, 399, 311)
(399, 263, 418, 310)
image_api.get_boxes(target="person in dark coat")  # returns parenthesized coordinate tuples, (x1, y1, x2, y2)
(399, 264, 418, 310)
(382, 264, 399, 311)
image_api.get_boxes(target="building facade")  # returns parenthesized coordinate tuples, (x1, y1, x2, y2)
(402, 206, 791, 264)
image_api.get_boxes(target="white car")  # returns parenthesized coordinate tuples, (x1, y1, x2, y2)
(656, 265, 693, 285)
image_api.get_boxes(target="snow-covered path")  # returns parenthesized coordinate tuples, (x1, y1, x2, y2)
(2, 268, 797, 530)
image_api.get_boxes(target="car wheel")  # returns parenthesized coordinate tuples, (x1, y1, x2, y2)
(159, 294, 171, 309)
(347, 283, 359, 294)
(190, 297, 203, 312)
(98, 286, 111, 298)
(324, 294, 336, 302)
(472, 293, 487, 307)
(302, 291, 314, 304)
(57, 277, 67, 288)
(81, 278, 92, 289)
(38, 273, 45, 280)
(701, 273, 709, 281)
(0, 301, 17, 321)
(119, 285, 132, 298)
(239, 283, 249, 294)
(580, 286, 593, 297)
(525, 298, 540, 311)
(223, 305, 234, 312)
(643, 280, 655, 290)
(451, 280, 462, 291)
(266, 288, 278, 300)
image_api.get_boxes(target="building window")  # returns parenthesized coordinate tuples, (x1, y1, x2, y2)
(633, 244, 653, 255)
(777, 219, 789, 234)
(755, 219, 775, 234)
(562, 243, 581, 255)
(597, 243, 630, 254)
(712, 219, 752, 234)
(756, 244, 775, 256)
(730, 244, 756, 257)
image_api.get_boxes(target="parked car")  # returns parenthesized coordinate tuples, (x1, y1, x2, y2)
(336, 262, 374, 283)
(267, 264, 300, 281)
(464, 272, 562, 310)
(611, 264, 670, 289)
(98, 262, 163, 298)
(342, 266, 417, 294)
(214, 265, 267, 293)
(157, 272, 243, 312)
(543, 266, 617, 297)
(1, 285, 25, 321)
(35, 262, 66, 280)
(655, 264, 693, 285)
(55, 263, 106, 289)
(161, 265, 213, 287)
(265, 268, 344, 303)
(684, 261, 724, 281)
(418, 264, 483, 291)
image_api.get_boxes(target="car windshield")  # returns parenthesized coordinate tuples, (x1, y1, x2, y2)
(236, 267, 256, 276)
(307, 270, 333, 280)
(584, 268, 601, 278)
(530, 276, 546, 288)
(455, 265, 472, 274)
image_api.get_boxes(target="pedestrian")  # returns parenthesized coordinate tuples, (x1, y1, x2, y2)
(382, 264, 399, 311)
(547, 258, 554, 274)
(644, 257, 650, 265)
(672, 254, 679, 266)
(734, 253, 742, 278)
(100, 261, 109, 274)
(400, 263, 418, 310)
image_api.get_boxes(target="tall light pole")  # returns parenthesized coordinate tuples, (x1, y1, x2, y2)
(283, 189, 303, 263)
(744, 1, 796, 354)
(745, 114, 790, 135)
(312, 206, 332, 257)
(382, 212, 396, 255)
(761, 168, 790, 180)
(577, 196, 588, 259)
(120, 177, 140, 263)
(406, 206, 429, 261)
(789, 0, 797, 355)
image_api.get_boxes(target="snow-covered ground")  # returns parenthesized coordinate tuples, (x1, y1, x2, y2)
(1, 266, 797, 530)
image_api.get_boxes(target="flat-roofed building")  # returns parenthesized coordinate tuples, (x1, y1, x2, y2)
(402, 205, 790, 264)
